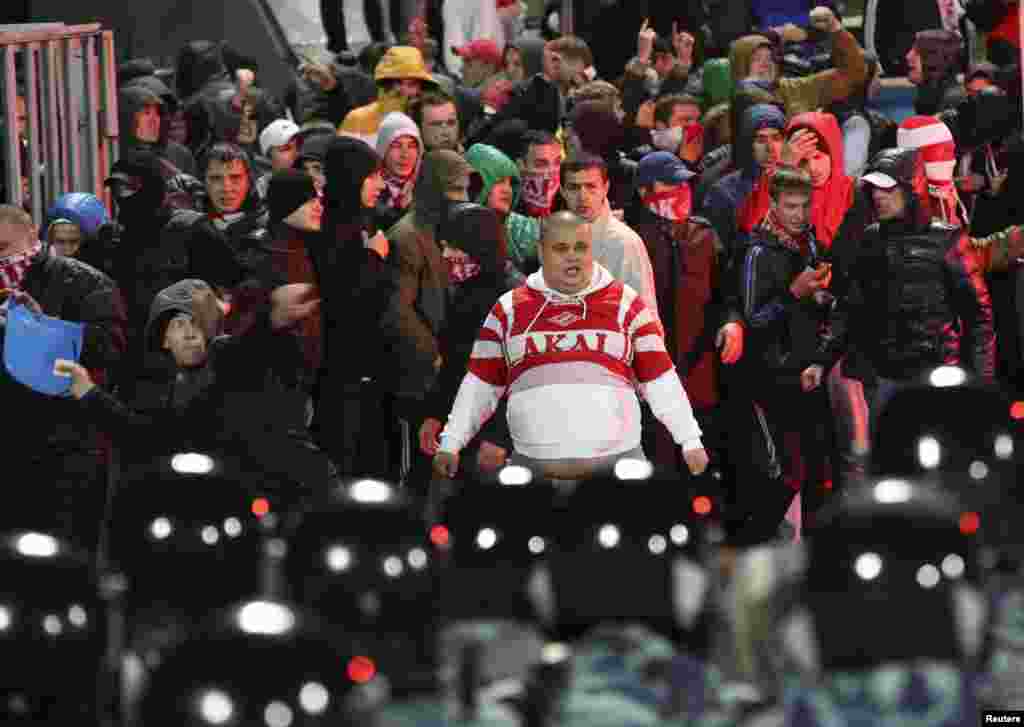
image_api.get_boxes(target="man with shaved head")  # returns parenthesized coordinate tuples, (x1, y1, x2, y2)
(433, 210, 708, 483)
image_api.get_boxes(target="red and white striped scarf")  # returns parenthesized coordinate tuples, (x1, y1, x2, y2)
(0, 240, 41, 292)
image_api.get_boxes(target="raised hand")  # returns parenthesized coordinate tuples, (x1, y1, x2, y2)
(638, 19, 656, 63)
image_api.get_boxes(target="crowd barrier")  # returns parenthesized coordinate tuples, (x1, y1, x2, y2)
(1, 21, 118, 226)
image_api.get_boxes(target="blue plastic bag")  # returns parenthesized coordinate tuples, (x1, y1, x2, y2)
(3, 302, 84, 396)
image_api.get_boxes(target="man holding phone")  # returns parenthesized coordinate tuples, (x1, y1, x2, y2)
(736, 167, 835, 539)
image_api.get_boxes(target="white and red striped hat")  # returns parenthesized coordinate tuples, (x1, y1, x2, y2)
(897, 116, 956, 183)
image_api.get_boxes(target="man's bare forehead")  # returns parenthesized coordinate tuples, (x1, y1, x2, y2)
(543, 216, 591, 244)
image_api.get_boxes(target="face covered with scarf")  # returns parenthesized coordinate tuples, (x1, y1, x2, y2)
(441, 202, 507, 285)
(642, 181, 693, 222)
(518, 139, 563, 217)
(652, 101, 705, 165)
(637, 151, 696, 222)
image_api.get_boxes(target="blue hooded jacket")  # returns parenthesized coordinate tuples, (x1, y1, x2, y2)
(702, 103, 786, 268)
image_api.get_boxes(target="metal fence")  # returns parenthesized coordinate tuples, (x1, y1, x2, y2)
(1, 22, 118, 227)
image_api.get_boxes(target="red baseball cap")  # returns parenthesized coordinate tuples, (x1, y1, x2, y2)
(452, 39, 503, 67)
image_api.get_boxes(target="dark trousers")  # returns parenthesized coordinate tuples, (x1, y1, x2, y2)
(319, 0, 403, 52)
(314, 378, 397, 480)
(731, 377, 834, 543)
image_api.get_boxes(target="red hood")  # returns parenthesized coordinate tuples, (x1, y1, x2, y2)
(785, 111, 855, 246)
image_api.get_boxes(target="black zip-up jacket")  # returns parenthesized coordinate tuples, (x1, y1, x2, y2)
(740, 224, 831, 382)
(825, 218, 996, 382)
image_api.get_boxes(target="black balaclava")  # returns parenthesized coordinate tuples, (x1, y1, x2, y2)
(106, 151, 168, 227)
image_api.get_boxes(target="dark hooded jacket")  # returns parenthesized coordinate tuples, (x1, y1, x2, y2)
(110, 152, 244, 355)
(383, 149, 476, 399)
(826, 147, 996, 382)
(311, 136, 397, 388)
(938, 85, 1017, 165)
(192, 148, 271, 282)
(424, 203, 516, 450)
(118, 86, 204, 209)
(79, 278, 329, 497)
(175, 41, 284, 158)
(119, 84, 197, 177)
(703, 103, 786, 269)
(175, 41, 237, 153)
(305, 136, 398, 475)
(0, 240, 128, 459)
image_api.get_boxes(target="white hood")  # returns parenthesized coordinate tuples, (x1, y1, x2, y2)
(525, 262, 614, 301)
(521, 263, 615, 337)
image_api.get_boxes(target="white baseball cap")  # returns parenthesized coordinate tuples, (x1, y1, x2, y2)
(259, 119, 301, 157)
(861, 172, 898, 189)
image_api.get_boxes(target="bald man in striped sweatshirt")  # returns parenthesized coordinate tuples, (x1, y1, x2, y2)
(433, 211, 709, 482)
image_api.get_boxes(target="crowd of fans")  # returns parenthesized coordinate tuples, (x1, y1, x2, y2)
(3, 0, 1024, 720)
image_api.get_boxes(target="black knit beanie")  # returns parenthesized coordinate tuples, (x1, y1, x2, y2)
(267, 169, 318, 224)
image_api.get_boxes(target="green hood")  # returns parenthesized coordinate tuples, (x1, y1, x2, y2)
(702, 58, 734, 109)
(465, 143, 521, 209)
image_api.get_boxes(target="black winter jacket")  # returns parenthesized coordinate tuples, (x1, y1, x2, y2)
(739, 225, 832, 383)
(827, 218, 996, 381)
(0, 245, 128, 457)
(80, 311, 329, 495)
(115, 210, 245, 353)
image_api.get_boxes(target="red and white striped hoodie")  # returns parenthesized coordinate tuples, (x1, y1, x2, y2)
(438, 263, 704, 461)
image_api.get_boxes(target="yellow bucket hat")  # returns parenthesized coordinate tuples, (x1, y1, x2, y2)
(374, 46, 436, 85)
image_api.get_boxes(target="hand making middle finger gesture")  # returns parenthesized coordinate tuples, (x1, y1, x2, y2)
(638, 19, 656, 63)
